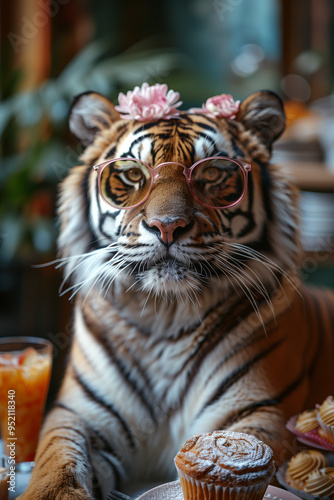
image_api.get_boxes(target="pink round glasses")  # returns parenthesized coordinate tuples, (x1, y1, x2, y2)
(93, 156, 251, 210)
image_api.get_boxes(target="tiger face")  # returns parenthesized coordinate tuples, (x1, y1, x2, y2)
(58, 90, 300, 321)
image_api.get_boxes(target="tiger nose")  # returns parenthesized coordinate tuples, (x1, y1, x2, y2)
(148, 217, 187, 246)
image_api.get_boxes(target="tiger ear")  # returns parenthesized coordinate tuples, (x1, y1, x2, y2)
(236, 90, 285, 148)
(69, 92, 120, 146)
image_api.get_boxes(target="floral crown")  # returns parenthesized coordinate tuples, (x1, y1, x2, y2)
(115, 82, 240, 122)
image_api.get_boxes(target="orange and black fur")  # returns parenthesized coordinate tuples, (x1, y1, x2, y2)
(20, 90, 334, 499)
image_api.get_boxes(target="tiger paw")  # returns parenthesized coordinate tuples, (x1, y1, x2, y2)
(18, 486, 93, 500)
(19, 491, 92, 500)
(17, 469, 93, 500)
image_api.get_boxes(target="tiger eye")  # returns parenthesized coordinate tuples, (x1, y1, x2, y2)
(203, 167, 220, 182)
(126, 168, 143, 182)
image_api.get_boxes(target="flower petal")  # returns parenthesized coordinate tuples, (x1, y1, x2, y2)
(115, 82, 182, 121)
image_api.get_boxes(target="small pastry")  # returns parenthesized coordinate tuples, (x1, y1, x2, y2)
(285, 449, 327, 490)
(304, 467, 334, 498)
(295, 408, 319, 434)
(317, 396, 334, 444)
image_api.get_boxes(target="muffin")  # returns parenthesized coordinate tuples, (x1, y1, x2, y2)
(174, 430, 275, 499)
(317, 396, 334, 444)
(304, 467, 334, 497)
(295, 408, 319, 434)
(285, 449, 328, 490)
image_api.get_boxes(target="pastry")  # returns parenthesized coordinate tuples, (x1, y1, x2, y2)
(295, 408, 318, 434)
(304, 467, 334, 498)
(317, 396, 334, 444)
(174, 430, 275, 499)
(285, 449, 327, 490)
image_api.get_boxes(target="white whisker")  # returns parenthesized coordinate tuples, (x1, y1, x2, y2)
(140, 289, 152, 318)
(215, 253, 275, 318)
(224, 242, 301, 302)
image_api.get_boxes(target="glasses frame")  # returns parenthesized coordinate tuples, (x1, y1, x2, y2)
(93, 156, 251, 210)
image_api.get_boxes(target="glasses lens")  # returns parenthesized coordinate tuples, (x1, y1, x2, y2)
(100, 159, 151, 208)
(191, 158, 245, 208)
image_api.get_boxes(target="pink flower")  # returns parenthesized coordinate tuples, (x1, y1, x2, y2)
(115, 82, 182, 121)
(190, 93, 240, 119)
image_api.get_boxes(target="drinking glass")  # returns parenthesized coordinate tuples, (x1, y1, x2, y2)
(0, 454, 9, 500)
(0, 337, 52, 463)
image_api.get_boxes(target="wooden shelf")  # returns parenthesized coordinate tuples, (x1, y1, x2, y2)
(283, 161, 334, 192)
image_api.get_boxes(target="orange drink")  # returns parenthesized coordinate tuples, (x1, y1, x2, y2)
(0, 338, 52, 463)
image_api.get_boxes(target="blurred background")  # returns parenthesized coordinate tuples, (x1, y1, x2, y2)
(1, 0, 334, 399)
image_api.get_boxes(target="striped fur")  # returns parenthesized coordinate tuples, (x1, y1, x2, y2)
(20, 91, 334, 499)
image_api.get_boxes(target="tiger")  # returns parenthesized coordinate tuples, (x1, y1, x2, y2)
(20, 87, 334, 500)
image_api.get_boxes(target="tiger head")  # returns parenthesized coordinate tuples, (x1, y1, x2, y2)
(58, 86, 300, 320)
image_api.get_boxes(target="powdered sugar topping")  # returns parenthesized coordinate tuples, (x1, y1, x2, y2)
(175, 430, 275, 485)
